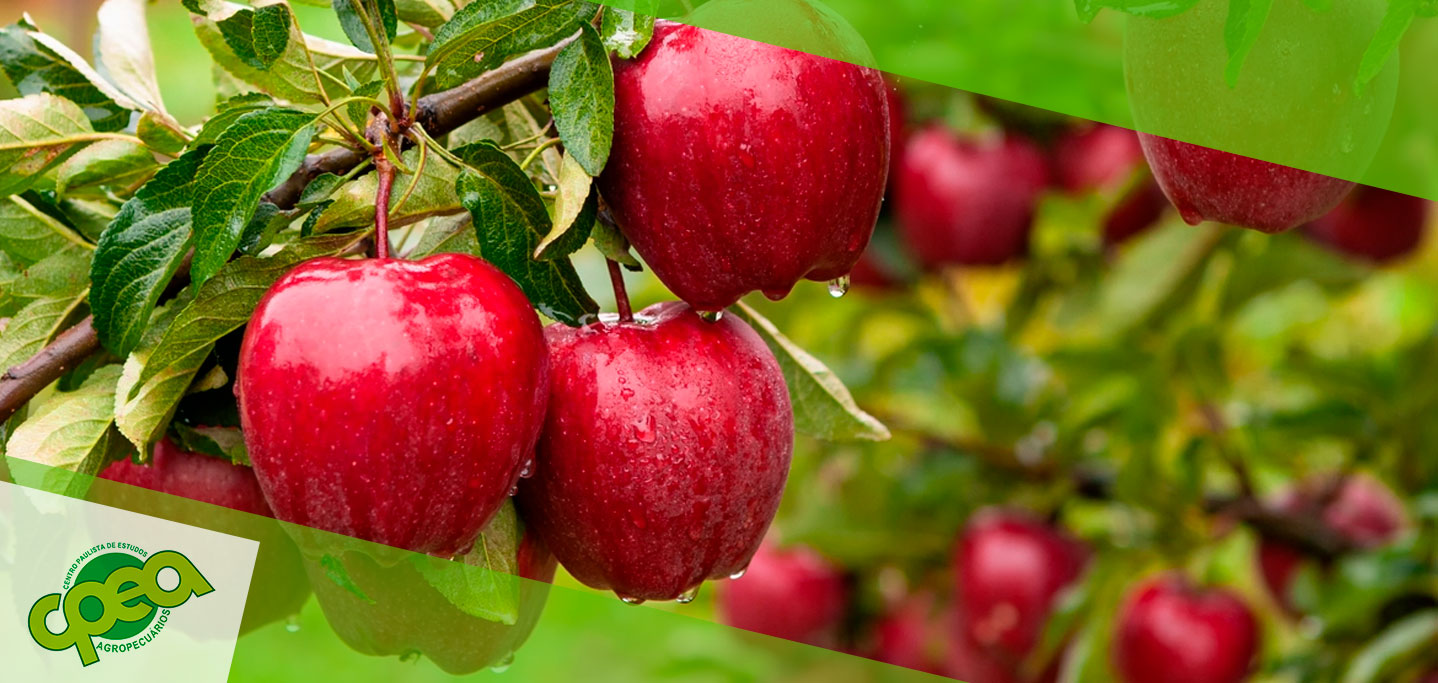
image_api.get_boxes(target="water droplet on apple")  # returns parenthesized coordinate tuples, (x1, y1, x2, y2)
(676, 585, 701, 604)
(508, 484, 519, 496)
(285, 615, 301, 633)
(1178, 206, 1204, 226)
(621, 387, 635, 400)
(699, 310, 724, 323)
(632, 415, 656, 443)
(619, 594, 646, 605)
(827, 275, 851, 298)
(489, 653, 515, 673)
(518, 458, 534, 478)
(728, 568, 747, 580)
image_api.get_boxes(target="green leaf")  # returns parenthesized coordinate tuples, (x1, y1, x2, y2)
(192, 93, 274, 147)
(217, 4, 292, 70)
(0, 94, 99, 197)
(600, 6, 655, 59)
(193, 2, 379, 106)
(1222, 0, 1274, 86)
(320, 554, 375, 602)
(345, 80, 383, 131)
(407, 214, 478, 258)
(732, 301, 890, 442)
(190, 108, 316, 289)
(54, 139, 158, 198)
(548, 23, 613, 176)
(135, 231, 368, 390)
(0, 246, 90, 318)
(410, 501, 521, 623)
(590, 215, 639, 269)
(334, 0, 398, 53)
(0, 292, 88, 373)
(136, 111, 189, 155)
(311, 147, 460, 233)
(170, 423, 249, 466)
(453, 142, 597, 325)
(396, 0, 458, 26)
(534, 152, 596, 260)
(91, 147, 212, 356)
(1341, 610, 1438, 683)
(4, 365, 131, 485)
(0, 23, 135, 132)
(427, 0, 595, 89)
(298, 172, 348, 207)
(95, 0, 169, 113)
(114, 292, 208, 454)
(0, 194, 88, 265)
(1355, 0, 1414, 93)
(1073, 0, 1200, 21)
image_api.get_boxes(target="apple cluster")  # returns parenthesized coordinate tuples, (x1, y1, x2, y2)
(717, 476, 1412, 683)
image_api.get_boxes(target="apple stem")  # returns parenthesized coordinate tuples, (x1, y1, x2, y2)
(373, 151, 395, 259)
(607, 259, 634, 323)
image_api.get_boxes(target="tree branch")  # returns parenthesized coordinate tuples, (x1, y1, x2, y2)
(0, 41, 571, 423)
(877, 410, 1360, 561)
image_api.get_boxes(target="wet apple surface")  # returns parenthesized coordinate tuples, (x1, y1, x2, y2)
(518, 302, 793, 602)
(600, 20, 890, 310)
(238, 253, 549, 558)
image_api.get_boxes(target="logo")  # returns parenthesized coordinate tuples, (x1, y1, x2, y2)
(27, 541, 215, 666)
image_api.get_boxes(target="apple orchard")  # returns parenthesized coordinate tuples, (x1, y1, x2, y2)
(1, 1, 1436, 682)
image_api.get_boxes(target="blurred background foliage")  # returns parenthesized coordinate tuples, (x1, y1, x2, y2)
(3, 1, 1436, 682)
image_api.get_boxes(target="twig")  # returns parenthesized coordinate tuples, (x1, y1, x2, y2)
(607, 259, 633, 323)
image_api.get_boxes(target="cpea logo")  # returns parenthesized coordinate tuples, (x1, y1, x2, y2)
(26, 541, 215, 666)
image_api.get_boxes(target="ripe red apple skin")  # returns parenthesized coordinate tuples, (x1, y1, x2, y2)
(895, 127, 1049, 268)
(1304, 186, 1430, 263)
(237, 253, 549, 557)
(954, 509, 1088, 671)
(100, 436, 272, 516)
(717, 542, 847, 647)
(1053, 123, 1168, 244)
(96, 438, 311, 635)
(304, 528, 557, 675)
(599, 20, 889, 311)
(1138, 133, 1354, 233)
(517, 302, 793, 601)
(1258, 473, 1409, 613)
(1113, 574, 1258, 683)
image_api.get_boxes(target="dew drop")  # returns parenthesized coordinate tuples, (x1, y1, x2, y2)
(827, 275, 851, 298)
(698, 310, 724, 323)
(620, 387, 635, 400)
(489, 653, 516, 673)
(1178, 206, 1205, 226)
(284, 615, 301, 633)
(508, 484, 519, 496)
(632, 414, 656, 443)
(518, 459, 534, 479)
(619, 594, 646, 605)
(676, 585, 701, 604)
(728, 568, 747, 580)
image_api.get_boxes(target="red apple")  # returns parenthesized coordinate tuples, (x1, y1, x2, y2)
(717, 541, 847, 647)
(100, 436, 272, 516)
(869, 592, 951, 676)
(1304, 186, 1430, 263)
(304, 513, 556, 675)
(517, 302, 792, 602)
(237, 253, 549, 557)
(95, 437, 311, 635)
(1258, 473, 1409, 613)
(894, 127, 1049, 269)
(599, 20, 889, 311)
(1112, 574, 1258, 683)
(948, 632, 1033, 683)
(1138, 133, 1354, 233)
(954, 509, 1088, 672)
(1053, 123, 1168, 244)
